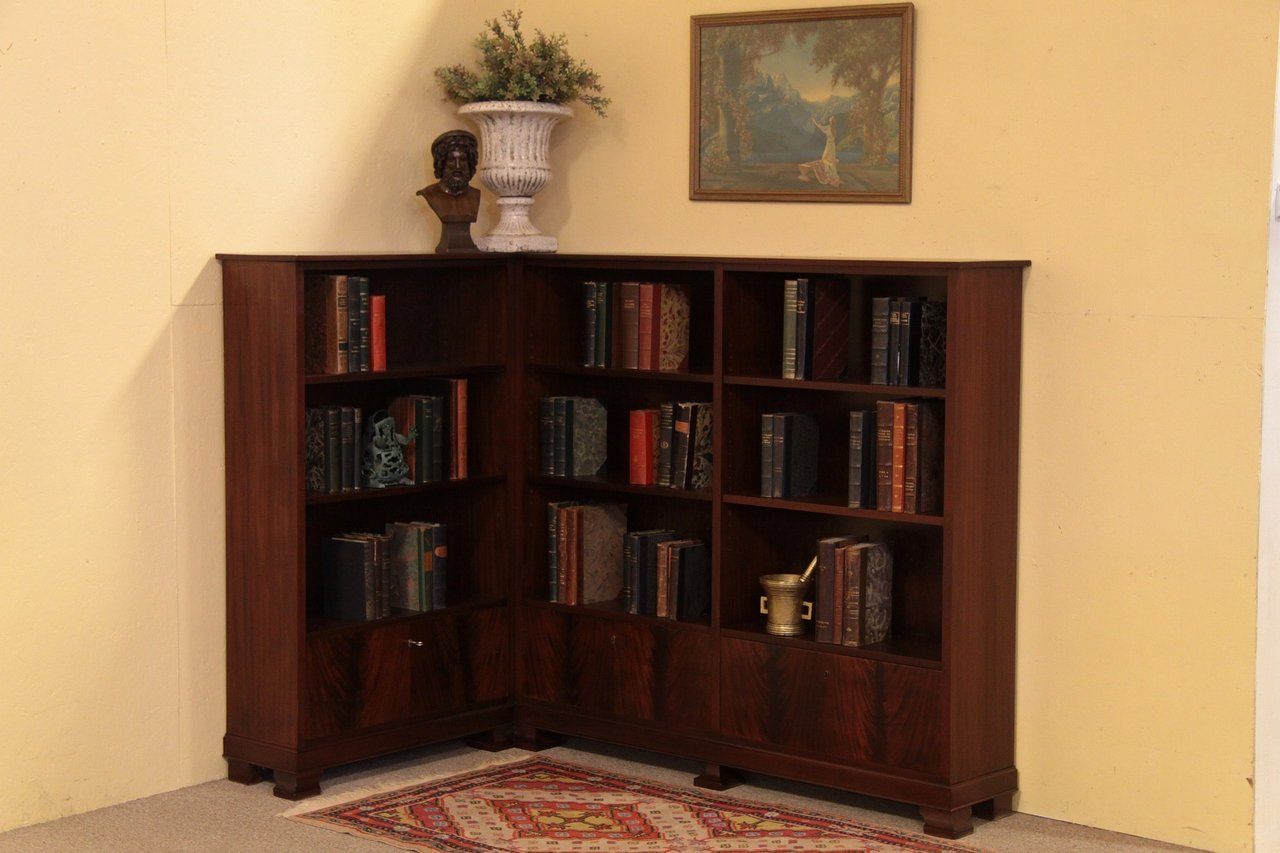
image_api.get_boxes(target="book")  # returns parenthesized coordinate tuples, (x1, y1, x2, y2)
(618, 282, 640, 369)
(387, 396, 419, 482)
(627, 529, 676, 615)
(814, 534, 860, 643)
(304, 274, 349, 374)
(655, 538, 698, 618)
(840, 541, 893, 647)
(304, 408, 328, 495)
(556, 504, 582, 605)
(688, 402, 714, 491)
(349, 276, 371, 372)
(918, 299, 947, 387)
(370, 293, 386, 371)
(421, 522, 448, 610)
(342, 531, 392, 618)
(546, 500, 584, 603)
(809, 278, 851, 381)
(887, 298, 903, 384)
(628, 408, 659, 485)
(569, 396, 608, 478)
(875, 399, 895, 510)
(897, 297, 921, 386)
(793, 278, 812, 380)
(539, 397, 557, 477)
(321, 535, 376, 622)
(328, 408, 344, 496)
(847, 409, 878, 509)
(448, 379, 467, 479)
(782, 279, 799, 379)
(869, 296, 891, 385)
(657, 284, 691, 372)
(425, 395, 445, 482)
(637, 283, 660, 370)
(770, 412, 819, 499)
(307, 274, 348, 371)
(384, 521, 425, 612)
(552, 396, 571, 477)
(904, 399, 944, 514)
(656, 402, 676, 487)
(582, 281, 599, 366)
(760, 413, 774, 497)
(670, 402, 695, 489)
(891, 401, 907, 512)
(595, 281, 615, 368)
(674, 540, 711, 622)
(418, 379, 467, 479)
(577, 502, 628, 605)
(339, 407, 356, 492)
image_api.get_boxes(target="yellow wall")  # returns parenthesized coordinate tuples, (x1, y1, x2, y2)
(0, 1, 1272, 850)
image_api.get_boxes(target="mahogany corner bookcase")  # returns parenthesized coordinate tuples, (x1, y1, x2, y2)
(219, 252, 1026, 838)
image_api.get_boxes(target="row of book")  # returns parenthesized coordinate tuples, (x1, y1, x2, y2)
(546, 500, 710, 622)
(304, 273, 387, 375)
(306, 406, 363, 495)
(811, 536, 893, 647)
(582, 281, 691, 372)
(629, 402, 712, 490)
(781, 278, 850, 381)
(305, 380, 468, 495)
(761, 412, 819, 499)
(850, 399, 943, 513)
(777, 278, 946, 388)
(760, 399, 943, 514)
(539, 396, 607, 478)
(319, 522, 448, 622)
(872, 296, 945, 387)
(389, 381, 469, 482)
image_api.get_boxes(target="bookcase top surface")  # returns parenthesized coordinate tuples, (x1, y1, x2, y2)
(215, 252, 1031, 272)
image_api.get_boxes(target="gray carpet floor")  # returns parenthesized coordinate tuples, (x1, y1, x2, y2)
(0, 738, 1202, 852)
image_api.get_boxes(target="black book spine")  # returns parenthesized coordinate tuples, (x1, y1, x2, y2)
(794, 278, 812, 380)
(870, 297, 891, 385)
(325, 407, 341, 494)
(583, 282, 598, 367)
(657, 402, 676, 487)
(760, 413, 774, 497)
(539, 397, 556, 477)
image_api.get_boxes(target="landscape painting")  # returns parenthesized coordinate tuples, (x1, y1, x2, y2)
(690, 5, 914, 203)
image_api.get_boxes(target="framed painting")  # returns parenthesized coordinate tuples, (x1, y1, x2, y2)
(690, 4, 914, 203)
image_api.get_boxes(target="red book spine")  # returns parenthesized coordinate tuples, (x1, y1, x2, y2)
(629, 409, 658, 485)
(451, 379, 468, 480)
(637, 283, 659, 370)
(619, 282, 640, 369)
(370, 294, 386, 371)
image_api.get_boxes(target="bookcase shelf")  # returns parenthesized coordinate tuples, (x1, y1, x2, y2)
(221, 252, 1025, 838)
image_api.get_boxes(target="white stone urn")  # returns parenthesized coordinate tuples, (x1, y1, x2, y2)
(458, 101, 573, 253)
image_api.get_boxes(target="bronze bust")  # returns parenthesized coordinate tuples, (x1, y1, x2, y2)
(418, 129, 481, 252)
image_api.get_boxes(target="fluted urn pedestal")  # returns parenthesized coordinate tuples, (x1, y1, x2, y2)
(459, 101, 572, 253)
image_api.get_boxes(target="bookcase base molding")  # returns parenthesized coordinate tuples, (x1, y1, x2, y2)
(220, 252, 1026, 839)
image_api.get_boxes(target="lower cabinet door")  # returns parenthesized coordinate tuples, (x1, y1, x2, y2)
(521, 607, 715, 735)
(304, 607, 509, 740)
(720, 638, 944, 777)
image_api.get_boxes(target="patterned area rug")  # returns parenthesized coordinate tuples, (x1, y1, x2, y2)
(287, 756, 985, 852)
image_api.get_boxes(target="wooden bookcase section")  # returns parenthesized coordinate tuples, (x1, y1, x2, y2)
(220, 253, 1026, 839)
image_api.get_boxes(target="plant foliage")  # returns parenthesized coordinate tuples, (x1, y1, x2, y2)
(435, 10, 610, 117)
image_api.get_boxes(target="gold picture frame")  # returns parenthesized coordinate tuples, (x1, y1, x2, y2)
(690, 4, 914, 203)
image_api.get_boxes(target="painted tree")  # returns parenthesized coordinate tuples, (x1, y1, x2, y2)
(800, 17, 903, 165)
(699, 23, 788, 171)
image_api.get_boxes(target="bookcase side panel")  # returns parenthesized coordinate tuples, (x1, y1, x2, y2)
(941, 266, 1024, 783)
(222, 260, 307, 747)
